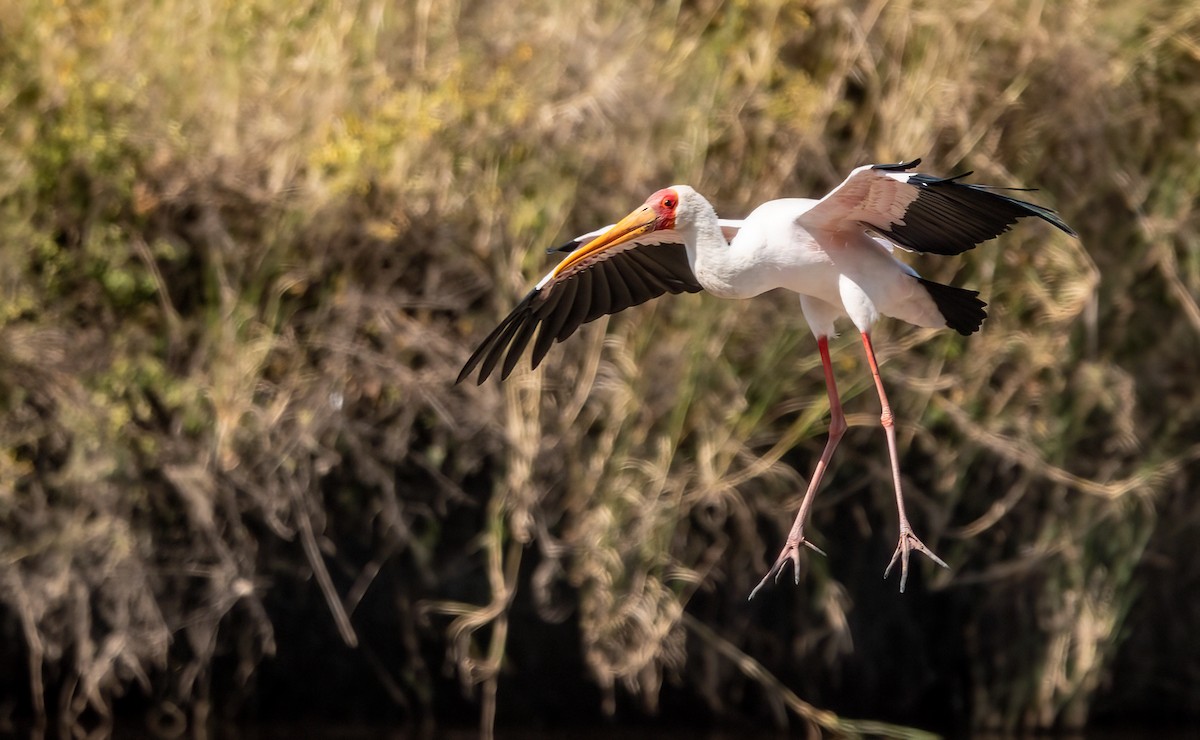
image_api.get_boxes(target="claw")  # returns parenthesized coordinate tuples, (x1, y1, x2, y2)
(883, 527, 949, 593)
(748, 537, 825, 601)
(801, 539, 827, 558)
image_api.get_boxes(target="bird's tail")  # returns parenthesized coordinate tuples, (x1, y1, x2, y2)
(917, 278, 987, 336)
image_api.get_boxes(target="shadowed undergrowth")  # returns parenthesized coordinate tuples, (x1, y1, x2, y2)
(1, 0, 1198, 736)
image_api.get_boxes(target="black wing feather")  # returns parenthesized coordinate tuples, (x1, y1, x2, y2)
(556, 271, 594, 343)
(458, 296, 532, 385)
(638, 247, 698, 291)
(584, 261, 614, 323)
(531, 277, 577, 367)
(868, 163, 1076, 256)
(612, 256, 656, 306)
(501, 311, 540, 380)
(622, 249, 666, 279)
(871, 158, 923, 172)
(602, 260, 636, 316)
(459, 243, 703, 384)
(549, 239, 580, 254)
(624, 251, 672, 293)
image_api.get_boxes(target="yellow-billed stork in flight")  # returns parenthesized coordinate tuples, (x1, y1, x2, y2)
(458, 159, 1076, 596)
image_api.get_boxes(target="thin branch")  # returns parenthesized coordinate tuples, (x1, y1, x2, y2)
(682, 613, 939, 740)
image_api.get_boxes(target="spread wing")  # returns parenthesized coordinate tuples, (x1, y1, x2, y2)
(457, 233, 703, 384)
(798, 158, 1076, 255)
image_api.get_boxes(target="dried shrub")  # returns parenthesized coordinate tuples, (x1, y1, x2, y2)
(0, 0, 1197, 737)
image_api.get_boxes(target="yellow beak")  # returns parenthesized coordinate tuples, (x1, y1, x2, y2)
(551, 204, 658, 279)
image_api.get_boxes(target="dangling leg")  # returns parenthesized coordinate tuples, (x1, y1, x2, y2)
(749, 336, 846, 600)
(859, 331, 948, 592)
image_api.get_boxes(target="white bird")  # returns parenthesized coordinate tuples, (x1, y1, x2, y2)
(458, 158, 1076, 596)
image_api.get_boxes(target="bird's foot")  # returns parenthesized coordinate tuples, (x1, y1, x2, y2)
(748, 537, 825, 601)
(883, 526, 949, 593)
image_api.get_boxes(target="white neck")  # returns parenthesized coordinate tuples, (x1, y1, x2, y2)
(673, 187, 743, 298)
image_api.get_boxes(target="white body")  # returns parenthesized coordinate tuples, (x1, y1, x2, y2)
(672, 187, 943, 338)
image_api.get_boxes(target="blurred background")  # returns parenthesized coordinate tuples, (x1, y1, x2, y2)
(1, 0, 1198, 736)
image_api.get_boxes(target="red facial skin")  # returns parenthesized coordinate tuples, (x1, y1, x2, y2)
(646, 187, 678, 231)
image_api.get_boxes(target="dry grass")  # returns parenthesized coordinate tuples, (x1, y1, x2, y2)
(1, 0, 1198, 736)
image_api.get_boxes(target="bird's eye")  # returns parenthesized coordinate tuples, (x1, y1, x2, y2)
(662, 197, 675, 209)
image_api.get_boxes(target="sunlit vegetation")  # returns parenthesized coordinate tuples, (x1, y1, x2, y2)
(1, 0, 1197, 736)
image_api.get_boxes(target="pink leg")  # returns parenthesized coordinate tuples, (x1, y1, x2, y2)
(860, 331, 948, 593)
(749, 336, 847, 600)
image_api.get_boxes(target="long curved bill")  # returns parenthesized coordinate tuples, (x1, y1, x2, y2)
(549, 203, 657, 280)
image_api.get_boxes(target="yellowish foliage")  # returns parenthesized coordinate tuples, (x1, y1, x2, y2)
(0, 0, 1197, 736)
